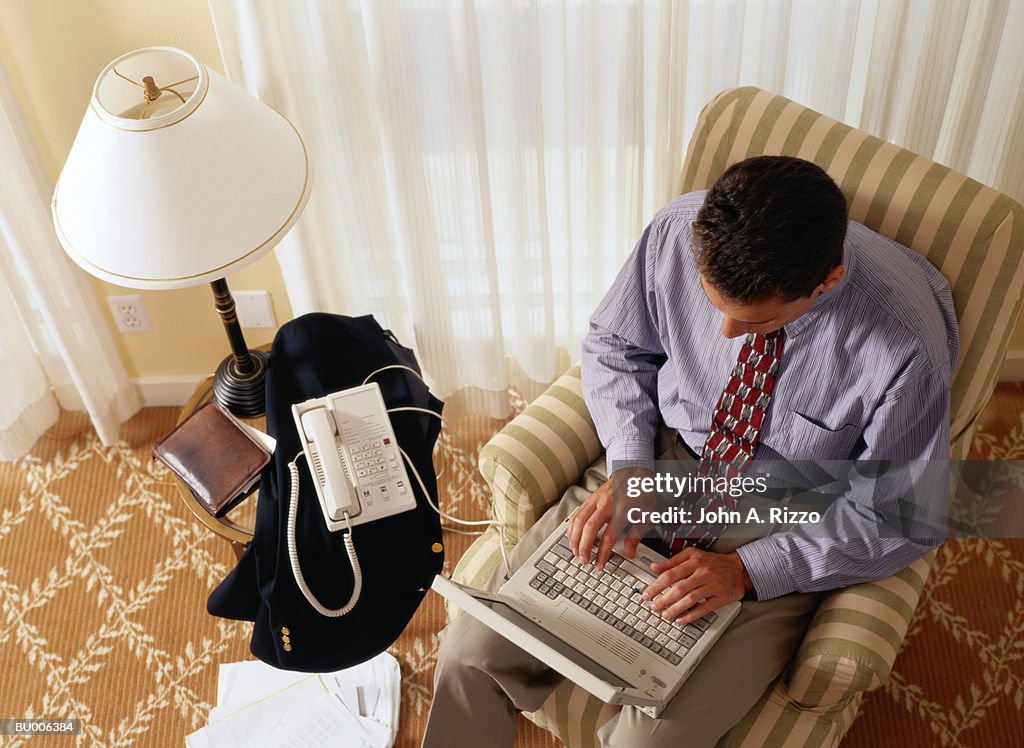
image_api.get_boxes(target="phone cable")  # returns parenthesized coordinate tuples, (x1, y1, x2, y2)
(286, 452, 362, 617)
(362, 367, 513, 580)
(390, 407, 512, 579)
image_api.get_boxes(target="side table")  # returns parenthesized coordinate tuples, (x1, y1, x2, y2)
(173, 351, 272, 560)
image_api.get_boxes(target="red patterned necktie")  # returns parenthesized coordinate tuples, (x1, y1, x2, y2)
(669, 330, 785, 553)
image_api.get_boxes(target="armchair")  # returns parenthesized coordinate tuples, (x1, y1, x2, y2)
(451, 86, 1024, 746)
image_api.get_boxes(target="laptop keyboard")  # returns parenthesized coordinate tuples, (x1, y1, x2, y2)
(529, 535, 717, 667)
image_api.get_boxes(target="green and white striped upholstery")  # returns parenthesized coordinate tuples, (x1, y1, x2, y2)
(451, 87, 1024, 747)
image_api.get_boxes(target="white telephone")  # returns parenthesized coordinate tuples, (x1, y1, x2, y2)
(286, 382, 418, 617)
(292, 383, 417, 531)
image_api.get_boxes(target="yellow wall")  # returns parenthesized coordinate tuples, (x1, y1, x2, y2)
(0, 0, 292, 383)
(1, 0, 1022, 388)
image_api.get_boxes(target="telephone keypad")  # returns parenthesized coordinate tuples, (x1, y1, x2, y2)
(349, 438, 402, 499)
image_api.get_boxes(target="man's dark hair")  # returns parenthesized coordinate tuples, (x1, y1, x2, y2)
(692, 156, 848, 302)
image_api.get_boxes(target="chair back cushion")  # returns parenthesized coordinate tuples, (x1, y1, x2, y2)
(678, 86, 1024, 458)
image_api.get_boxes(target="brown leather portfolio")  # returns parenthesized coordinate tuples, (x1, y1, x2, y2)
(153, 401, 271, 517)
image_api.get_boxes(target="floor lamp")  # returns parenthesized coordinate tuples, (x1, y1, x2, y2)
(51, 47, 311, 417)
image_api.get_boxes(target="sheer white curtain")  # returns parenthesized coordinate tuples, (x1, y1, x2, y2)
(209, 0, 1024, 415)
(0, 60, 139, 460)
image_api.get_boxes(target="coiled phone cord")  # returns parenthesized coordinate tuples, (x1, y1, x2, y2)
(287, 453, 363, 617)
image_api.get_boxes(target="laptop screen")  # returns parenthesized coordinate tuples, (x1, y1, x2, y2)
(479, 596, 634, 689)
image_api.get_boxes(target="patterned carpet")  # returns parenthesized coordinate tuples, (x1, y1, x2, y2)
(0, 386, 1022, 747)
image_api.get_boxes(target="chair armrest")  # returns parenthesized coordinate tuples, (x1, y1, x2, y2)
(784, 552, 934, 709)
(477, 366, 603, 546)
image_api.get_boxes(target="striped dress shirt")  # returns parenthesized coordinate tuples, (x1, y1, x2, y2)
(581, 191, 959, 600)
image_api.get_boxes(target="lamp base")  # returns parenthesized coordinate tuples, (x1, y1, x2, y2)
(212, 348, 268, 418)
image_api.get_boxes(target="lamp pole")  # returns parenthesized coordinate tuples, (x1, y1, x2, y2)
(210, 278, 268, 417)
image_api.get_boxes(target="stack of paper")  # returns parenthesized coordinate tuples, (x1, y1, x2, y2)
(186, 652, 401, 748)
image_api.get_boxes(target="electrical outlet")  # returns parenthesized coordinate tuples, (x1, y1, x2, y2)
(106, 294, 152, 333)
(234, 291, 276, 328)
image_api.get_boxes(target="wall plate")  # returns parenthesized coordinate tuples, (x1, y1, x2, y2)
(234, 291, 276, 328)
(106, 294, 152, 333)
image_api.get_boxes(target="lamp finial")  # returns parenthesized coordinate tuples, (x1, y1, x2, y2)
(142, 75, 161, 101)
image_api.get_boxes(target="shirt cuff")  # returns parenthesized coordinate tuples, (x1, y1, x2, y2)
(605, 436, 656, 476)
(735, 537, 796, 601)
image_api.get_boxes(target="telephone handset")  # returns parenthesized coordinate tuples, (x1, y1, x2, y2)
(298, 407, 358, 520)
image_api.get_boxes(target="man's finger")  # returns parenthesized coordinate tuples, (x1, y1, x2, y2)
(657, 586, 709, 620)
(567, 503, 595, 554)
(595, 525, 617, 570)
(578, 512, 606, 564)
(643, 559, 698, 600)
(619, 511, 652, 560)
(623, 534, 642, 559)
(647, 572, 699, 612)
(674, 598, 719, 626)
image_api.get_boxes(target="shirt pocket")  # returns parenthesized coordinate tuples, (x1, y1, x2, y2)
(782, 411, 864, 460)
(673, 398, 712, 451)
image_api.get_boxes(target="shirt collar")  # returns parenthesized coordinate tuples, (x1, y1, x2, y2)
(782, 236, 856, 339)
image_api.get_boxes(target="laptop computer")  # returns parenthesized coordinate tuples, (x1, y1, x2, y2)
(432, 518, 740, 717)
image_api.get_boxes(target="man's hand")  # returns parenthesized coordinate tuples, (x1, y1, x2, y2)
(567, 468, 654, 570)
(642, 548, 754, 625)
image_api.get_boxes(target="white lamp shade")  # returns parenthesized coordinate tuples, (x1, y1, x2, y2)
(52, 47, 310, 289)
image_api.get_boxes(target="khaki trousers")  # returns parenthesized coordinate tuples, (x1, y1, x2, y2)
(422, 431, 821, 748)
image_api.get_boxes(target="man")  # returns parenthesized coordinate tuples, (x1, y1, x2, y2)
(422, 156, 957, 747)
